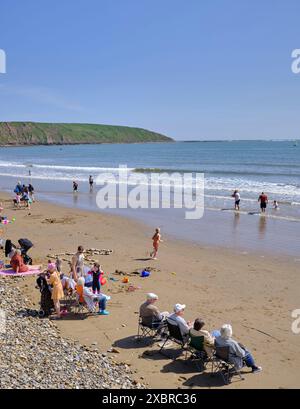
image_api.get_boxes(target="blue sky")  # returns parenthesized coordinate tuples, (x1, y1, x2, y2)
(0, 0, 300, 140)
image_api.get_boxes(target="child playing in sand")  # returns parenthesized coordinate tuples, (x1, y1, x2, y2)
(150, 228, 163, 260)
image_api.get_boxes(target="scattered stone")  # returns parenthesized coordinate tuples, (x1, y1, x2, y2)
(0, 276, 144, 390)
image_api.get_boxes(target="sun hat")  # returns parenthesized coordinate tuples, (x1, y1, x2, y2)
(47, 262, 56, 271)
(174, 303, 186, 313)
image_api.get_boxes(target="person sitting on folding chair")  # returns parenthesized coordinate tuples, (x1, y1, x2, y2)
(167, 303, 193, 342)
(139, 293, 169, 331)
(76, 277, 110, 315)
(215, 324, 262, 374)
(189, 318, 216, 358)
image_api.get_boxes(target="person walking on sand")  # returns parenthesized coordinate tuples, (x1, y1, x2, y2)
(73, 181, 78, 193)
(258, 192, 268, 213)
(232, 190, 241, 211)
(150, 228, 163, 260)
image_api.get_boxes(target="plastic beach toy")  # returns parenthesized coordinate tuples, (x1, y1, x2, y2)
(140, 270, 150, 278)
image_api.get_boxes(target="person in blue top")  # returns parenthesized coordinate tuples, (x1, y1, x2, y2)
(14, 181, 23, 194)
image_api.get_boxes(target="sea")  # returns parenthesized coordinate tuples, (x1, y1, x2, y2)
(0, 140, 299, 257)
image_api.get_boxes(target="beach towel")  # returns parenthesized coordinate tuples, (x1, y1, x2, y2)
(0, 266, 41, 276)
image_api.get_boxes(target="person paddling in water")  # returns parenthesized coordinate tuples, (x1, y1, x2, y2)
(73, 181, 78, 193)
(232, 190, 240, 211)
(258, 192, 268, 213)
(89, 175, 94, 192)
(150, 228, 163, 260)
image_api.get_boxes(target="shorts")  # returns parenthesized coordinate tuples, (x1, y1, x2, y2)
(235, 200, 240, 206)
(260, 202, 267, 209)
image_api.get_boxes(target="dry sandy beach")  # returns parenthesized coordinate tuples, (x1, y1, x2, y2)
(1, 192, 300, 389)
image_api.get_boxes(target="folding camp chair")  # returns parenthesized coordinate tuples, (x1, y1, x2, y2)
(211, 346, 245, 384)
(185, 333, 209, 371)
(137, 316, 166, 341)
(159, 320, 186, 358)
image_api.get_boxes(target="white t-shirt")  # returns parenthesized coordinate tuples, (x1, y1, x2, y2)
(235, 192, 240, 201)
(167, 313, 190, 337)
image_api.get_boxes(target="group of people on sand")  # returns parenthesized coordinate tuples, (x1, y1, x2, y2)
(139, 293, 262, 375)
(36, 245, 110, 319)
(232, 190, 279, 213)
(13, 181, 35, 209)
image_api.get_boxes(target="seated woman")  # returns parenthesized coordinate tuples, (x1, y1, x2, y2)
(189, 318, 216, 357)
(60, 272, 76, 294)
(10, 249, 29, 273)
(215, 324, 262, 373)
(76, 277, 110, 315)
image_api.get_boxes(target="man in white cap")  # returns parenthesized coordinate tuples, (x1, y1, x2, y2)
(167, 303, 193, 340)
(139, 293, 169, 328)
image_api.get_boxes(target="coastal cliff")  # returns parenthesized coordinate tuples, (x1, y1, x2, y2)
(0, 122, 173, 145)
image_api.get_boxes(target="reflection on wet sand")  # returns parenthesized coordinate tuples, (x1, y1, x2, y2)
(232, 211, 240, 230)
(258, 214, 267, 238)
(73, 192, 78, 206)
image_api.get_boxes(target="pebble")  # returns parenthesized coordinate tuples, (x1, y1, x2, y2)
(0, 276, 145, 389)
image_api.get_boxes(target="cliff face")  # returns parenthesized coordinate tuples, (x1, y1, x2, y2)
(0, 122, 173, 145)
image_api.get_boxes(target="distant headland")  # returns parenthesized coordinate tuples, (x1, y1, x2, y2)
(0, 122, 173, 146)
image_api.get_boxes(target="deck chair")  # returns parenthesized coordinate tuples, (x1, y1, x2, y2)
(185, 333, 208, 371)
(211, 346, 245, 384)
(159, 320, 186, 358)
(137, 316, 166, 341)
(73, 294, 93, 316)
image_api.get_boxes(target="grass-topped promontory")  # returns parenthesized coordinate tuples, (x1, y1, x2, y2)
(0, 122, 173, 145)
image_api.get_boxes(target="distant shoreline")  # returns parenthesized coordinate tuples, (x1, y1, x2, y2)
(0, 140, 174, 148)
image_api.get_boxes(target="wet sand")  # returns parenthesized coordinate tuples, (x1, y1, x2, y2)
(1, 192, 300, 389)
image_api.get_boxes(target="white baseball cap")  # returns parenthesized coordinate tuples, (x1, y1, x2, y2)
(174, 303, 186, 313)
(147, 293, 158, 300)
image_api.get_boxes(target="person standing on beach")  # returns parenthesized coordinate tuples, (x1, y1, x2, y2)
(258, 192, 268, 213)
(150, 228, 163, 260)
(71, 245, 85, 281)
(232, 190, 241, 210)
(88, 262, 103, 295)
(46, 262, 64, 319)
(73, 181, 78, 193)
(89, 175, 94, 191)
(14, 181, 22, 195)
(28, 183, 35, 202)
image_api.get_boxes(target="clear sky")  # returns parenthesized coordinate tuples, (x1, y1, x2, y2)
(0, 0, 300, 140)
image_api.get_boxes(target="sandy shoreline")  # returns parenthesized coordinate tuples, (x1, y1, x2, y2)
(1, 191, 300, 389)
